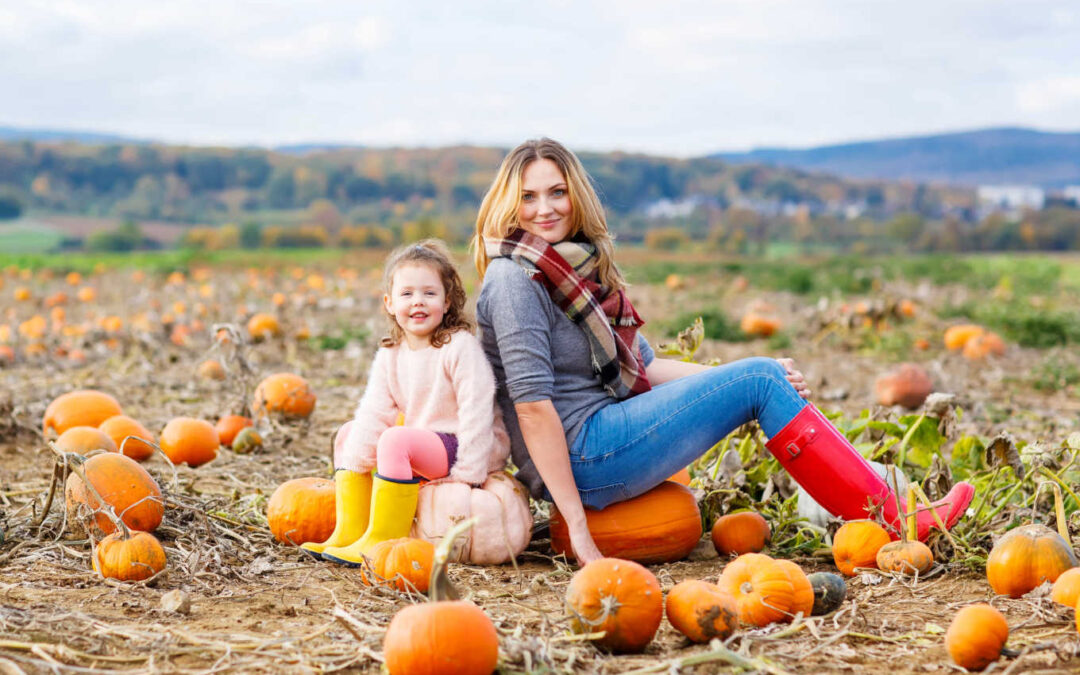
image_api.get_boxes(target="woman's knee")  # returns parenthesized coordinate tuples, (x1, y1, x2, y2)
(739, 356, 788, 382)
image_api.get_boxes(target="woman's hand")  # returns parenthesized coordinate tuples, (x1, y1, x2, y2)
(776, 357, 811, 399)
(568, 524, 604, 566)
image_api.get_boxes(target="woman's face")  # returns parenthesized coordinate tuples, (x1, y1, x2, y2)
(518, 158, 573, 244)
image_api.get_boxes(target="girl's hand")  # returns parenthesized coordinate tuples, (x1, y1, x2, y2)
(776, 357, 811, 399)
(568, 524, 604, 566)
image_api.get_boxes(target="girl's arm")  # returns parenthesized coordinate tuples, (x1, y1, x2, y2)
(339, 348, 399, 473)
(515, 399, 603, 565)
(446, 334, 503, 486)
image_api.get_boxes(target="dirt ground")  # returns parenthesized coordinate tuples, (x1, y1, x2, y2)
(1, 263, 1079, 673)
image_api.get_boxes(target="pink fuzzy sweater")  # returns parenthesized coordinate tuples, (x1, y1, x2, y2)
(339, 330, 511, 485)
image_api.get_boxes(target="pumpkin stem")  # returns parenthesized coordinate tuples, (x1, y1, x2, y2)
(1050, 481, 1069, 543)
(428, 516, 477, 603)
(905, 484, 917, 543)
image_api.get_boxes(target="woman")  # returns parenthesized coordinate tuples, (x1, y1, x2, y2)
(472, 138, 973, 565)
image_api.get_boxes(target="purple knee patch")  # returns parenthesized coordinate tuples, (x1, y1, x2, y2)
(436, 432, 458, 470)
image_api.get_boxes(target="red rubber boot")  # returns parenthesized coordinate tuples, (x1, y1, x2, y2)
(765, 404, 974, 541)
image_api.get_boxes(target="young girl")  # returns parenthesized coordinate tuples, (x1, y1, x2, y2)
(302, 239, 510, 565)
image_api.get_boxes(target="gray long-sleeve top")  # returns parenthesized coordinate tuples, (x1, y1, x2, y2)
(476, 257, 656, 500)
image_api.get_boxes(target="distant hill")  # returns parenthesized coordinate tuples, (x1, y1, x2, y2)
(711, 127, 1080, 188)
(0, 125, 148, 145)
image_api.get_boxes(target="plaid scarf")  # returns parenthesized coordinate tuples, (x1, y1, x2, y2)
(486, 229, 650, 399)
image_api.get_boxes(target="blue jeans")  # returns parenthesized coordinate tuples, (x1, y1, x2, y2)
(568, 357, 808, 509)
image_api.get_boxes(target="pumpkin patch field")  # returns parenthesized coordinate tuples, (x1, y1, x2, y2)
(1, 249, 1079, 673)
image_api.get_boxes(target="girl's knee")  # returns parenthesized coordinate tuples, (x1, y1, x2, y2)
(376, 426, 410, 458)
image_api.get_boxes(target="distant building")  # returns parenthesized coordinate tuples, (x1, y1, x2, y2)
(644, 197, 706, 219)
(1063, 186, 1080, 206)
(977, 185, 1045, 212)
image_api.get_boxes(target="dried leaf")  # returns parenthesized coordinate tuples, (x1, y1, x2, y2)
(922, 455, 954, 500)
(719, 447, 746, 488)
(985, 431, 1025, 479)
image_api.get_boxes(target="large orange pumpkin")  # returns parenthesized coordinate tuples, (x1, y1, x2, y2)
(549, 481, 701, 564)
(98, 415, 156, 461)
(711, 511, 771, 556)
(665, 580, 737, 643)
(832, 520, 891, 576)
(945, 604, 1009, 671)
(55, 426, 118, 455)
(267, 477, 336, 546)
(773, 559, 814, 620)
(565, 558, 663, 653)
(383, 601, 498, 675)
(1050, 567, 1080, 608)
(986, 524, 1078, 598)
(717, 553, 795, 626)
(253, 373, 316, 419)
(159, 417, 219, 467)
(65, 453, 164, 536)
(93, 531, 167, 582)
(43, 390, 123, 438)
(363, 538, 435, 593)
(410, 471, 532, 564)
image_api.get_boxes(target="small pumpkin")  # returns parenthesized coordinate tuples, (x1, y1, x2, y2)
(874, 363, 933, 409)
(665, 580, 737, 643)
(231, 427, 264, 454)
(93, 530, 167, 582)
(717, 553, 795, 627)
(740, 313, 781, 338)
(363, 537, 435, 593)
(214, 414, 253, 446)
(876, 483, 935, 576)
(410, 471, 532, 564)
(98, 415, 156, 461)
(773, 559, 814, 621)
(962, 331, 1006, 361)
(807, 572, 847, 616)
(383, 601, 498, 675)
(711, 511, 771, 556)
(65, 452, 164, 536)
(550, 481, 701, 564)
(944, 324, 984, 351)
(160, 417, 219, 467)
(945, 604, 1008, 671)
(986, 524, 1078, 598)
(1050, 567, 1080, 608)
(196, 359, 226, 381)
(832, 520, 891, 576)
(246, 313, 282, 341)
(55, 426, 118, 456)
(267, 477, 336, 546)
(253, 373, 316, 419)
(43, 389, 124, 438)
(565, 558, 663, 653)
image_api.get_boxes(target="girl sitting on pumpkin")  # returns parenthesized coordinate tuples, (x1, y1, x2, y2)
(302, 239, 510, 565)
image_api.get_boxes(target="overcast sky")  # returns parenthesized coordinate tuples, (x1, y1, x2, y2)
(3, 0, 1079, 156)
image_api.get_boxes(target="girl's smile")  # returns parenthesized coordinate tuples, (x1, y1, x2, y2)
(384, 262, 449, 349)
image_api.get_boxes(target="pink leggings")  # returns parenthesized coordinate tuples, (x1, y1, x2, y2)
(376, 426, 450, 481)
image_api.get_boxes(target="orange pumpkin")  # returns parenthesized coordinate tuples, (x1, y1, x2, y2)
(1050, 567, 1080, 608)
(665, 580, 737, 643)
(196, 359, 226, 381)
(98, 415, 156, 461)
(267, 477, 336, 546)
(93, 531, 167, 582)
(876, 540, 934, 576)
(549, 481, 701, 564)
(383, 601, 498, 675)
(253, 373, 317, 419)
(65, 452, 164, 536)
(740, 313, 781, 338)
(43, 390, 123, 438)
(945, 604, 1008, 671)
(565, 558, 663, 653)
(363, 538, 435, 593)
(986, 524, 1078, 598)
(246, 313, 282, 341)
(962, 332, 1006, 361)
(717, 553, 795, 626)
(159, 417, 219, 467)
(667, 467, 691, 485)
(832, 520, 891, 576)
(55, 426, 118, 456)
(711, 511, 771, 556)
(874, 363, 933, 409)
(944, 324, 984, 351)
(214, 415, 253, 446)
(773, 559, 814, 620)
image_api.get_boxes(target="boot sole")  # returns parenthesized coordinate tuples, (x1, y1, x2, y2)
(321, 552, 363, 568)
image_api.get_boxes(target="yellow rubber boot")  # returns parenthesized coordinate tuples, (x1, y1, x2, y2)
(322, 475, 419, 567)
(300, 470, 373, 559)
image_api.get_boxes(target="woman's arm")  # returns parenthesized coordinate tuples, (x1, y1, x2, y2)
(515, 399, 603, 565)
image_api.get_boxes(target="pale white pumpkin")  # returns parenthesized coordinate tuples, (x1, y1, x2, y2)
(410, 471, 533, 564)
(797, 460, 909, 528)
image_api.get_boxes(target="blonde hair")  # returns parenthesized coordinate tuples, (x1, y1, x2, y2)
(471, 138, 625, 290)
(380, 239, 472, 348)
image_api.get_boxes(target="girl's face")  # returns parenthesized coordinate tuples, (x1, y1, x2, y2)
(384, 262, 449, 348)
(518, 158, 573, 244)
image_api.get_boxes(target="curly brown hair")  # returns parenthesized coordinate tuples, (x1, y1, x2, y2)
(379, 239, 472, 349)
